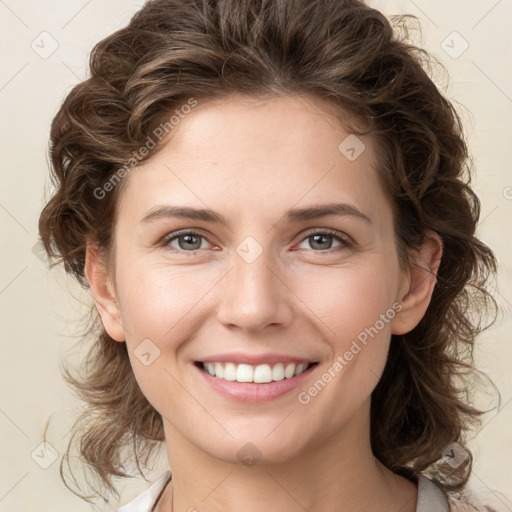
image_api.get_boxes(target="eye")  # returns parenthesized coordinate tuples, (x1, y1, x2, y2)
(162, 230, 214, 252)
(296, 229, 353, 252)
(159, 228, 353, 254)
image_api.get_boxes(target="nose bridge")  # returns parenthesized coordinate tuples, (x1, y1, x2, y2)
(216, 234, 292, 331)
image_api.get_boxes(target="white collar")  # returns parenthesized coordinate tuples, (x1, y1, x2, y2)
(111, 470, 450, 512)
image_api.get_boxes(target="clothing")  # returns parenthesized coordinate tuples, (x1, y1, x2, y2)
(109, 470, 457, 511)
(110, 471, 170, 512)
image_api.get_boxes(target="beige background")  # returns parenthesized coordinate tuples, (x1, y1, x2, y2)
(0, 0, 511, 510)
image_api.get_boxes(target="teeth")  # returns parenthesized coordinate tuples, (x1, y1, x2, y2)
(272, 363, 285, 381)
(201, 362, 311, 383)
(284, 363, 296, 379)
(253, 364, 272, 383)
(294, 363, 308, 376)
(214, 362, 224, 379)
(223, 362, 237, 381)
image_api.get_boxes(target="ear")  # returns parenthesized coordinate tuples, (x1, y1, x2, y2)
(84, 241, 126, 342)
(391, 230, 443, 336)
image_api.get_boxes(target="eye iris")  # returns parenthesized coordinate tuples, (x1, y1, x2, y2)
(310, 233, 332, 250)
(179, 233, 202, 250)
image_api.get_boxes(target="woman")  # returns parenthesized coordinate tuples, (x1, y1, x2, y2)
(38, 0, 501, 510)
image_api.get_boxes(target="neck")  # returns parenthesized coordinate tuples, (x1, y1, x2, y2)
(156, 399, 418, 512)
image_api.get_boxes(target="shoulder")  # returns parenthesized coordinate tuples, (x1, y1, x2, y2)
(444, 480, 510, 512)
(109, 471, 172, 512)
(415, 474, 507, 512)
(415, 473, 451, 511)
(447, 493, 507, 512)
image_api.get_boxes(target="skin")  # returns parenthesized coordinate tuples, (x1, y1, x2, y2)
(86, 93, 443, 512)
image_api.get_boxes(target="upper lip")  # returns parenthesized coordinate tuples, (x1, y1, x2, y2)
(196, 352, 317, 366)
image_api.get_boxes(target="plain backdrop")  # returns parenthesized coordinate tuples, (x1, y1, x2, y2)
(0, 0, 511, 510)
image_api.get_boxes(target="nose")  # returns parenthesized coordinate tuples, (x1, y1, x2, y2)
(216, 242, 295, 333)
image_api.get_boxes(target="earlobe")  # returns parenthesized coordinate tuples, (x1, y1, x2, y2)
(391, 231, 443, 336)
(84, 241, 126, 342)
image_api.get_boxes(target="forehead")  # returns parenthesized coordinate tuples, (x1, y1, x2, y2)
(118, 93, 391, 227)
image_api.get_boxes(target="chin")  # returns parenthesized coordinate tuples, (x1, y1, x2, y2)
(193, 428, 312, 467)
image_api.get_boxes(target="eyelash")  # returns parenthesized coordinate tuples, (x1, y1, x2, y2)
(159, 228, 353, 255)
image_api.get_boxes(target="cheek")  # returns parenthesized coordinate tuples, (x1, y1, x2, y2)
(115, 262, 217, 414)
(293, 259, 401, 394)
(293, 265, 400, 423)
(295, 260, 400, 340)
(116, 257, 217, 341)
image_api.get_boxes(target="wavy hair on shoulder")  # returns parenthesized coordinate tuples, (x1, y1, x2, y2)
(38, 0, 500, 506)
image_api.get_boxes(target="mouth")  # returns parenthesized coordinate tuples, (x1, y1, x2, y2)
(194, 361, 319, 384)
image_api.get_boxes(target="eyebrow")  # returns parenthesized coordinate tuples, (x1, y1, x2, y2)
(140, 202, 372, 226)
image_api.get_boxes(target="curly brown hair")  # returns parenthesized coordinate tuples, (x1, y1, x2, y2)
(38, 0, 500, 506)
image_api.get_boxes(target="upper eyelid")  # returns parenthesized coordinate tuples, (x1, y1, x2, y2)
(300, 227, 351, 240)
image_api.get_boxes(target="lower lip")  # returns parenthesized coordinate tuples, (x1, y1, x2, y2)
(194, 362, 319, 403)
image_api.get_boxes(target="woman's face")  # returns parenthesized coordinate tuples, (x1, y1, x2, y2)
(91, 93, 430, 464)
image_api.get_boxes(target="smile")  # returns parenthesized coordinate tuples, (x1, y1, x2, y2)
(197, 361, 316, 383)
